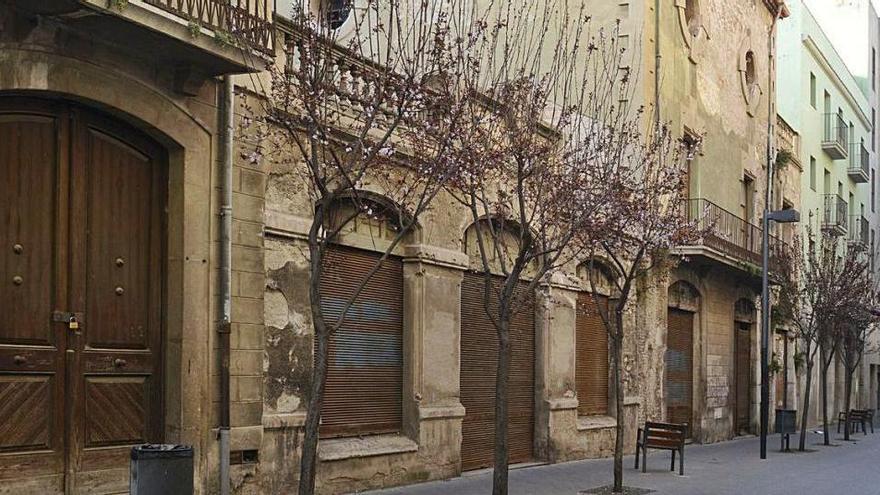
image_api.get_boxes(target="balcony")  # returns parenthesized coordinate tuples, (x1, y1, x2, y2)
(848, 143, 870, 183)
(848, 215, 869, 249)
(822, 194, 848, 236)
(823, 113, 849, 160)
(12, 0, 274, 78)
(679, 199, 787, 274)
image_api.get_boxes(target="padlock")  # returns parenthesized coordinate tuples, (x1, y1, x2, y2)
(69, 316, 79, 330)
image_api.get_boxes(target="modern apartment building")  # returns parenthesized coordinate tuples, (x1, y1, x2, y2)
(776, 0, 879, 426)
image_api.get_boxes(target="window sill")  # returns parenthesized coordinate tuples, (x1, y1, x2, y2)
(318, 434, 418, 462)
(577, 415, 617, 431)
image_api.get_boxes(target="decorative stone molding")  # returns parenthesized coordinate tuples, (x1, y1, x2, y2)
(547, 397, 579, 411)
(262, 412, 307, 430)
(402, 244, 469, 270)
(738, 35, 762, 116)
(675, 0, 710, 61)
(576, 415, 617, 431)
(418, 404, 466, 420)
(318, 434, 419, 461)
(668, 280, 701, 312)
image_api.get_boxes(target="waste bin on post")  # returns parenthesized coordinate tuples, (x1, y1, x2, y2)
(131, 444, 194, 495)
(775, 409, 797, 452)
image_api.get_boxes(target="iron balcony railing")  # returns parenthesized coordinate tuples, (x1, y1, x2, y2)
(822, 194, 848, 233)
(849, 215, 869, 247)
(823, 113, 849, 158)
(144, 0, 274, 53)
(685, 199, 787, 272)
(848, 142, 870, 182)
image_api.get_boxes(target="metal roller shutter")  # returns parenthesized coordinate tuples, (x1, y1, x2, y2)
(319, 246, 403, 438)
(735, 322, 751, 433)
(576, 294, 609, 416)
(665, 308, 694, 428)
(460, 272, 535, 471)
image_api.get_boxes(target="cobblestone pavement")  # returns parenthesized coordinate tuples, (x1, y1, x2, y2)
(366, 427, 880, 495)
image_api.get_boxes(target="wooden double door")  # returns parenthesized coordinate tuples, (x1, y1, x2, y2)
(0, 98, 166, 494)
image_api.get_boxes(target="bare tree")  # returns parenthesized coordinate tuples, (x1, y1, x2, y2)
(776, 228, 865, 449)
(584, 124, 700, 493)
(837, 247, 877, 440)
(241, 2, 480, 493)
(784, 230, 871, 446)
(445, 7, 645, 494)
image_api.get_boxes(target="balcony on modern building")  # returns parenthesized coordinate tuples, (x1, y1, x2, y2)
(848, 215, 869, 249)
(822, 194, 848, 236)
(11, 0, 274, 80)
(822, 113, 849, 160)
(847, 142, 870, 183)
(675, 198, 787, 275)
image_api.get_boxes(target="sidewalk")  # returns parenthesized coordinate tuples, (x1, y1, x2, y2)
(365, 429, 880, 495)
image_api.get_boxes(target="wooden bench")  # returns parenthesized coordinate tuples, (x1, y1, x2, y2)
(838, 409, 873, 435)
(634, 421, 687, 475)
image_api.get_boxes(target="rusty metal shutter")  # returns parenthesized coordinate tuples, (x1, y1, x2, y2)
(576, 293, 609, 416)
(319, 246, 403, 438)
(460, 272, 535, 471)
(735, 322, 751, 433)
(665, 308, 694, 427)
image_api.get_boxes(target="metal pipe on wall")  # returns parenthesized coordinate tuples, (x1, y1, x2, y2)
(218, 75, 234, 495)
(654, 0, 661, 127)
(761, 1, 785, 461)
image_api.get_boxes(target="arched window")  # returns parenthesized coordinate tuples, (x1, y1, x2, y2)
(685, 0, 700, 37)
(326, 0, 353, 30)
(318, 195, 412, 438)
(745, 51, 757, 87)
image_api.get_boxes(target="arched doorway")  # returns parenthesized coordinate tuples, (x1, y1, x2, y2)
(666, 281, 700, 432)
(0, 98, 166, 493)
(458, 220, 536, 470)
(734, 298, 756, 435)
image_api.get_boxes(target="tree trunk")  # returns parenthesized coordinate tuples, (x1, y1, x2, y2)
(843, 367, 853, 441)
(798, 360, 814, 451)
(492, 317, 512, 495)
(611, 309, 625, 494)
(820, 359, 831, 446)
(299, 239, 328, 495)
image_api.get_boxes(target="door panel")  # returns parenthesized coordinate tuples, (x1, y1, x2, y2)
(0, 107, 67, 490)
(460, 273, 535, 471)
(0, 99, 165, 494)
(665, 308, 694, 429)
(70, 112, 165, 494)
(735, 322, 751, 434)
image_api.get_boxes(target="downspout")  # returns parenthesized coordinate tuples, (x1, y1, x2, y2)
(218, 75, 234, 495)
(760, 0, 784, 460)
(654, 0, 661, 127)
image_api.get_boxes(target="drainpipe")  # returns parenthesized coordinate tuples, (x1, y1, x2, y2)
(654, 0, 661, 127)
(218, 75, 234, 495)
(760, 1, 784, 461)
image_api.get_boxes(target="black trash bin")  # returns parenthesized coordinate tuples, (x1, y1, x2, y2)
(131, 444, 194, 495)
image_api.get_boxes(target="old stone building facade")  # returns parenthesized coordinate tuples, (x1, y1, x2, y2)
(0, 1, 272, 493)
(0, 1, 813, 495)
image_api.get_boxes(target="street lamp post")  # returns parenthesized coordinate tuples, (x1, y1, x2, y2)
(760, 208, 800, 460)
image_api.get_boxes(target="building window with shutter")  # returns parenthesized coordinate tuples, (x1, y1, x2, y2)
(576, 261, 617, 416)
(576, 293, 610, 416)
(318, 245, 404, 438)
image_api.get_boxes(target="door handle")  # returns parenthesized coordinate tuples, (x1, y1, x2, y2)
(114, 358, 127, 368)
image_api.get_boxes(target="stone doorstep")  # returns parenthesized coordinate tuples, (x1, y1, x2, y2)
(318, 434, 419, 462)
